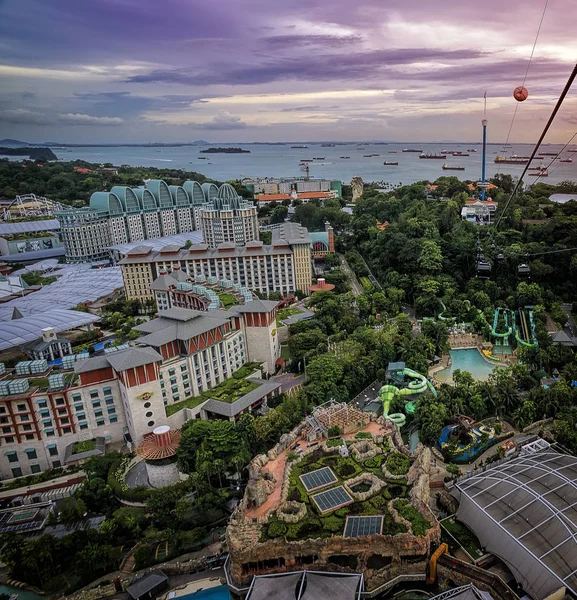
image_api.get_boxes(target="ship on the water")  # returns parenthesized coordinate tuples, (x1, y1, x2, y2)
(291, 145, 308, 148)
(538, 152, 558, 156)
(340, 156, 351, 159)
(442, 163, 465, 170)
(494, 155, 529, 164)
(383, 161, 399, 166)
(467, 148, 478, 152)
(560, 158, 573, 163)
(402, 148, 422, 152)
(420, 152, 447, 159)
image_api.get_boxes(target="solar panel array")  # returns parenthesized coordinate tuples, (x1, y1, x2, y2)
(343, 515, 383, 538)
(311, 485, 353, 513)
(300, 467, 337, 492)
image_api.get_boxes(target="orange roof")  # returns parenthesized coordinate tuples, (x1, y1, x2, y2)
(74, 167, 92, 174)
(296, 191, 332, 199)
(465, 199, 497, 205)
(257, 194, 291, 201)
(427, 184, 438, 190)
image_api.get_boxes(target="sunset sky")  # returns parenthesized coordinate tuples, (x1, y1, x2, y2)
(1, 0, 576, 143)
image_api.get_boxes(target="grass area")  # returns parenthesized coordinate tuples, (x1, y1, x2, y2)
(360, 276, 374, 291)
(385, 452, 411, 476)
(21, 271, 58, 286)
(29, 377, 50, 389)
(72, 439, 96, 454)
(216, 291, 239, 309)
(393, 500, 431, 536)
(276, 307, 303, 326)
(280, 344, 291, 359)
(165, 362, 261, 416)
(441, 516, 485, 559)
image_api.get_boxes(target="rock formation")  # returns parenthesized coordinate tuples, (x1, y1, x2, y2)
(351, 176, 364, 202)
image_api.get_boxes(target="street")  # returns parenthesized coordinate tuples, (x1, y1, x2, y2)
(339, 254, 363, 296)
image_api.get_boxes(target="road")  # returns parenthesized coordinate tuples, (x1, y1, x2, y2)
(339, 254, 363, 296)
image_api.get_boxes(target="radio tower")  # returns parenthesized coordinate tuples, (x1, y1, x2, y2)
(481, 91, 488, 201)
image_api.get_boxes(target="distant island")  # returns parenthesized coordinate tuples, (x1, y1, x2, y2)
(200, 147, 250, 154)
(0, 147, 57, 161)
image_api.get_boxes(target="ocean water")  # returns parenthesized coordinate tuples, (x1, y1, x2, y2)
(51, 142, 576, 185)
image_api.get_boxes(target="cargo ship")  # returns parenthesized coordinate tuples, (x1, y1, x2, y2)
(442, 163, 465, 170)
(402, 148, 422, 152)
(420, 152, 447, 159)
(291, 145, 308, 148)
(383, 161, 399, 166)
(494, 155, 528, 164)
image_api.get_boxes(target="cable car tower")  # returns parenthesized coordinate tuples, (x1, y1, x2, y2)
(480, 92, 488, 201)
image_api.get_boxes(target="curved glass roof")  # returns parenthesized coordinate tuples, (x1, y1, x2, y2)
(454, 448, 577, 600)
(218, 182, 238, 200)
(110, 186, 142, 214)
(90, 192, 123, 215)
(202, 182, 219, 201)
(134, 188, 158, 211)
(183, 180, 205, 206)
(146, 180, 173, 208)
(0, 309, 100, 350)
(169, 185, 189, 207)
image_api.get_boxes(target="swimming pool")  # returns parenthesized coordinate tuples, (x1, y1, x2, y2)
(436, 349, 501, 383)
(179, 585, 230, 600)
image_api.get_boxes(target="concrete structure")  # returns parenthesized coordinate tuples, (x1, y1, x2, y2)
(0, 219, 64, 261)
(135, 425, 181, 487)
(200, 192, 258, 248)
(54, 180, 239, 263)
(461, 200, 498, 225)
(119, 237, 312, 304)
(308, 278, 335, 293)
(255, 190, 338, 205)
(245, 177, 342, 196)
(0, 299, 280, 479)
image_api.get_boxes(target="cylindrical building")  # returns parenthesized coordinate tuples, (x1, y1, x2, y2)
(135, 425, 181, 488)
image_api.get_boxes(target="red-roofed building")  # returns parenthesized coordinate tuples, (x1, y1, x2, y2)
(462, 199, 498, 225)
(74, 167, 92, 174)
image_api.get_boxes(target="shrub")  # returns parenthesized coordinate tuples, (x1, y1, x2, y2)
(386, 453, 411, 476)
(364, 455, 385, 469)
(355, 431, 373, 439)
(335, 507, 350, 518)
(393, 500, 431, 536)
(387, 484, 407, 499)
(348, 502, 364, 515)
(327, 439, 343, 448)
(268, 521, 288, 538)
(446, 463, 461, 477)
(320, 456, 339, 467)
(370, 493, 389, 510)
(288, 487, 304, 502)
(321, 515, 345, 533)
(328, 425, 342, 438)
(337, 463, 356, 478)
(300, 461, 323, 474)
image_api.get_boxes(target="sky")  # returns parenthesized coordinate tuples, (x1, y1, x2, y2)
(0, 0, 576, 143)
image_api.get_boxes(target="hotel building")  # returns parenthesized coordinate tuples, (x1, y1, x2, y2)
(119, 222, 314, 303)
(0, 300, 280, 480)
(54, 181, 240, 263)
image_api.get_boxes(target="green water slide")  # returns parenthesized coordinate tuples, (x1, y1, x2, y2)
(491, 308, 513, 346)
(379, 368, 437, 425)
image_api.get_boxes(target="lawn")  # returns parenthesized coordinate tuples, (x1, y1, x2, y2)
(276, 307, 303, 326)
(216, 291, 239, 309)
(29, 377, 50, 389)
(72, 439, 96, 454)
(165, 362, 261, 416)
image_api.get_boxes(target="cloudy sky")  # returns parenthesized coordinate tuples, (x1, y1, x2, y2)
(0, 0, 576, 143)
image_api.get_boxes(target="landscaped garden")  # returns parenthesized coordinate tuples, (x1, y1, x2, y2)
(276, 306, 303, 326)
(72, 439, 97, 454)
(165, 362, 262, 416)
(261, 435, 431, 542)
(440, 515, 486, 560)
(216, 291, 240, 309)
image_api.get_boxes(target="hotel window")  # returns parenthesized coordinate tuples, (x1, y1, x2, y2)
(89, 390, 99, 399)
(7, 451, 18, 463)
(45, 428, 55, 437)
(17, 404, 27, 412)
(11, 467, 22, 478)
(62, 427, 72, 434)
(37, 400, 48, 409)
(25, 434, 35, 441)
(22, 424, 33, 432)
(79, 422, 89, 430)
(31, 464, 41, 474)
(48, 444, 58, 457)
(92, 400, 101, 408)
(107, 407, 116, 415)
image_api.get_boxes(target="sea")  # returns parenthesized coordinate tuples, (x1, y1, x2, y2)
(48, 142, 577, 186)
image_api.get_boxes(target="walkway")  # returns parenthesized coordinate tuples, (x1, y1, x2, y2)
(339, 254, 363, 296)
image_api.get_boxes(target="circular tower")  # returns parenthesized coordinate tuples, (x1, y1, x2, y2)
(135, 425, 181, 488)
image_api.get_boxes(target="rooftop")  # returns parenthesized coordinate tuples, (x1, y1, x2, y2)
(0, 309, 100, 351)
(272, 222, 312, 246)
(109, 230, 204, 256)
(453, 447, 577, 600)
(0, 219, 61, 235)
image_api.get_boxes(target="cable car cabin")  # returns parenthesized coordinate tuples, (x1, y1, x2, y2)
(518, 263, 531, 279)
(496, 253, 504, 262)
(476, 259, 492, 278)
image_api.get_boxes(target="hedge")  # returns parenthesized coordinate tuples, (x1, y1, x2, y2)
(393, 500, 431, 536)
(386, 453, 411, 476)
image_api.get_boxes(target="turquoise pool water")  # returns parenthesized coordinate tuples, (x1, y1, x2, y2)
(0, 585, 44, 600)
(179, 586, 230, 600)
(436, 349, 501, 383)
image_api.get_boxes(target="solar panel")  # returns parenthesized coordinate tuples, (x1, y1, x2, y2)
(343, 515, 383, 538)
(311, 486, 353, 513)
(300, 467, 337, 492)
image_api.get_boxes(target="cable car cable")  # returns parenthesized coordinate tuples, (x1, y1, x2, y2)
(492, 62, 577, 234)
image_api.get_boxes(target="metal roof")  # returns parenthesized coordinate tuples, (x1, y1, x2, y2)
(453, 448, 577, 600)
(0, 264, 123, 321)
(109, 231, 203, 256)
(0, 219, 60, 235)
(246, 571, 362, 600)
(0, 309, 100, 351)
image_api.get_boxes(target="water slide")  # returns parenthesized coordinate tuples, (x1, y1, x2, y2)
(491, 308, 513, 345)
(379, 369, 437, 426)
(515, 307, 538, 347)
